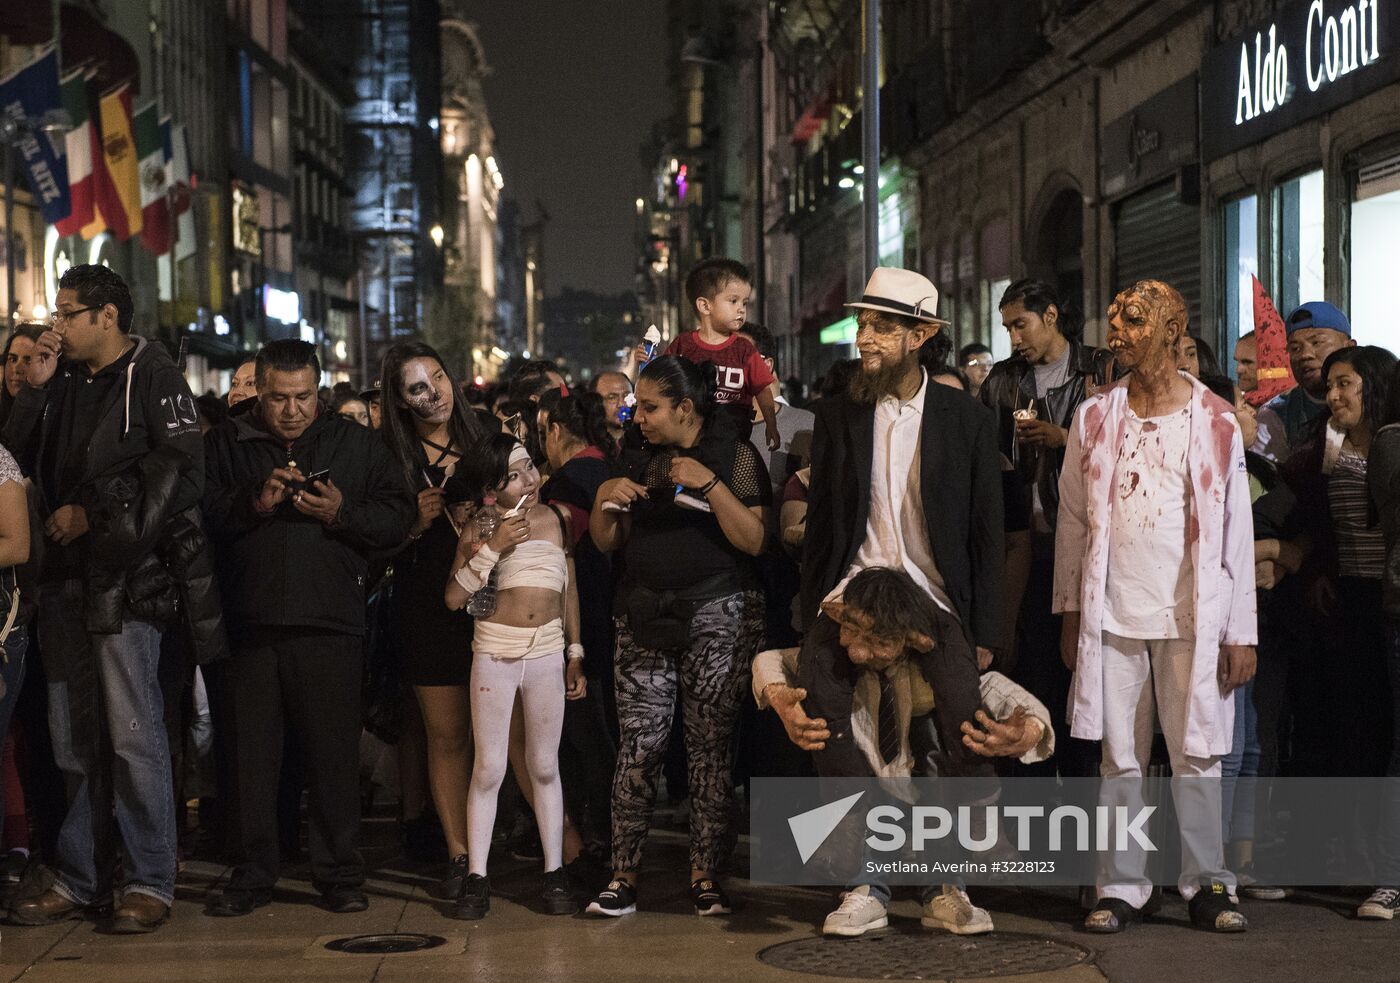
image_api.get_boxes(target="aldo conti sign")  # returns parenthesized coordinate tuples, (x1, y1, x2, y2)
(1202, 0, 1400, 159)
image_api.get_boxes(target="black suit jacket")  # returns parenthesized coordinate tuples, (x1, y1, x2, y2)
(799, 379, 1007, 650)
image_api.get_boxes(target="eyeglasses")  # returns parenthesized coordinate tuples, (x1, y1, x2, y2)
(49, 305, 102, 326)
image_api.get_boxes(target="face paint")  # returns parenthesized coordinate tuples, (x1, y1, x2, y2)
(400, 358, 451, 423)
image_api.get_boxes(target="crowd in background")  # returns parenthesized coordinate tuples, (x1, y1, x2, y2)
(0, 255, 1399, 939)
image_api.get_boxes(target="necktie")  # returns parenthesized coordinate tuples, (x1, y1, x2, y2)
(877, 672, 900, 766)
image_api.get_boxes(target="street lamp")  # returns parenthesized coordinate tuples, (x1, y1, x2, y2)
(429, 223, 444, 249)
(2, 109, 70, 325)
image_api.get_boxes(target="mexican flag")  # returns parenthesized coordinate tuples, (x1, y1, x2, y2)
(53, 69, 94, 237)
(95, 82, 142, 241)
(135, 102, 170, 255)
(165, 121, 197, 263)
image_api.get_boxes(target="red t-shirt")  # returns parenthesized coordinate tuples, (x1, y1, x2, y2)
(665, 332, 775, 409)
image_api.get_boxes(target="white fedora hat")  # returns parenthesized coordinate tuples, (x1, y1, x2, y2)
(844, 267, 950, 325)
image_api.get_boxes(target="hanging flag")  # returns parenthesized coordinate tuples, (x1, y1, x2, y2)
(1248, 274, 1296, 407)
(0, 47, 71, 226)
(95, 82, 142, 240)
(165, 121, 197, 262)
(54, 69, 95, 236)
(80, 72, 108, 239)
(135, 103, 170, 255)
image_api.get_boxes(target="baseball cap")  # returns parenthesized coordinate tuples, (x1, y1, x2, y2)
(1284, 301, 1351, 336)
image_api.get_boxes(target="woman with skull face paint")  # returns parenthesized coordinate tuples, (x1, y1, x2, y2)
(378, 342, 487, 891)
(445, 433, 587, 919)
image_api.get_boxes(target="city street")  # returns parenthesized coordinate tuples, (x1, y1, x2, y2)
(1, 807, 1396, 983)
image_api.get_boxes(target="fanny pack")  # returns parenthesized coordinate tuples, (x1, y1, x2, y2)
(618, 571, 745, 650)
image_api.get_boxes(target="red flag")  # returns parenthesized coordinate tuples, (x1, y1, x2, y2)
(54, 69, 95, 237)
(1248, 275, 1296, 407)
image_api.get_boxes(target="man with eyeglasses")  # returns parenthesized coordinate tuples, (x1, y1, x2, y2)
(592, 371, 633, 444)
(5, 265, 209, 934)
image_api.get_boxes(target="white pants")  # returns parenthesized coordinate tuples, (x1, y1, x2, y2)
(466, 653, 566, 876)
(1097, 632, 1231, 907)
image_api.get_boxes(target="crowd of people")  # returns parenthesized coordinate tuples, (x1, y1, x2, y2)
(0, 256, 1397, 942)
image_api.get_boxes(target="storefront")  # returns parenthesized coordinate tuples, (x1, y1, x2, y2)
(1202, 0, 1400, 355)
(1102, 74, 1203, 338)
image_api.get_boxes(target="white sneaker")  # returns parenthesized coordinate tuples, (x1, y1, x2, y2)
(1359, 887, 1400, 920)
(922, 884, 994, 935)
(822, 885, 889, 937)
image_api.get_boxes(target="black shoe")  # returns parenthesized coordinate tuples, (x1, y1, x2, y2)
(585, 879, 636, 917)
(453, 873, 490, 920)
(206, 888, 273, 917)
(541, 867, 577, 915)
(1084, 897, 1146, 934)
(436, 854, 469, 900)
(690, 878, 731, 916)
(320, 886, 369, 914)
(1189, 882, 1247, 932)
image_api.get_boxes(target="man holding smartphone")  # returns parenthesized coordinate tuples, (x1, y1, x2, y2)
(201, 340, 415, 917)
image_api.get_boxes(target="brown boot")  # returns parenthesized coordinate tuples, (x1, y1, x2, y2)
(111, 893, 170, 934)
(8, 888, 84, 926)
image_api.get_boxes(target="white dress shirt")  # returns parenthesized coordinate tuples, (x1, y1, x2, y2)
(824, 370, 955, 617)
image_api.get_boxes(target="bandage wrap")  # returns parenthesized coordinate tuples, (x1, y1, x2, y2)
(567, 643, 585, 662)
(454, 544, 499, 595)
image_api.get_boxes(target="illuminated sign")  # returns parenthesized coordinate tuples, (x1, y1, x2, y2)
(263, 286, 300, 324)
(820, 315, 858, 345)
(1203, 0, 1398, 159)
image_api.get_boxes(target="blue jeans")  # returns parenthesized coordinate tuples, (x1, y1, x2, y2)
(1221, 681, 1260, 844)
(0, 624, 28, 843)
(40, 581, 175, 906)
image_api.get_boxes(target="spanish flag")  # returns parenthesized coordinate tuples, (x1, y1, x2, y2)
(95, 82, 142, 241)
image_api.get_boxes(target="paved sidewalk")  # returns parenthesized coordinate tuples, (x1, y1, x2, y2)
(2, 823, 1399, 982)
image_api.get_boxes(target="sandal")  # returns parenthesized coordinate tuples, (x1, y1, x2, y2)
(1188, 882, 1247, 932)
(1084, 897, 1146, 933)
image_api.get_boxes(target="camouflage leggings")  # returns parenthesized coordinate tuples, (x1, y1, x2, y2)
(610, 591, 764, 874)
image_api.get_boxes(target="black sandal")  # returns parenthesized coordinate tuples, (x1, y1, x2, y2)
(1188, 883, 1247, 932)
(1084, 897, 1146, 933)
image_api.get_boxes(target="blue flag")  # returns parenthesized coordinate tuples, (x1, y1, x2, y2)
(0, 47, 71, 226)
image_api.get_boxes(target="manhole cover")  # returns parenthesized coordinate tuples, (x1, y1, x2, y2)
(757, 931, 1091, 980)
(324, 933, 448, 955)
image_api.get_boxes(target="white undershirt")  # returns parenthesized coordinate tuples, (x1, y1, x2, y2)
(824, 371, 955, 618)
(1103, 404, 1195, 640)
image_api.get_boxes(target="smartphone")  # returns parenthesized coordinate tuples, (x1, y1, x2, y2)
(296, 468, 331, 492)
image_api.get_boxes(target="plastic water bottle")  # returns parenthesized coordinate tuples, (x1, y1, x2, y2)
(466, 496, 501, 617)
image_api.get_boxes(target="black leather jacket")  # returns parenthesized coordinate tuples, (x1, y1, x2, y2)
(85, 444, 229, 663)
(979, 339, 1115, 533)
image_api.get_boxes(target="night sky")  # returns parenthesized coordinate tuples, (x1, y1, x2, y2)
(467, 2, 671, 297)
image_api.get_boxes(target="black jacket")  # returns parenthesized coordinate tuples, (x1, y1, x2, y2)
(1369, 424, 1400, 619)
(799, 379, 1006, 649)
(203, 405, 416, 637)
(979, 339, 1114, 532)
(7, 336, 217, 646)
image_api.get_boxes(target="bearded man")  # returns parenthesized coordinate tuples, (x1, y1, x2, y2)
(791, 267, 1007, 932)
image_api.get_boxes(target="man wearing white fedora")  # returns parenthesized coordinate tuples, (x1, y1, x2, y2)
(780, 267, 1008, 936)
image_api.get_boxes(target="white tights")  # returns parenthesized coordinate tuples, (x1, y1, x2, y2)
(467, 653, 565, 876)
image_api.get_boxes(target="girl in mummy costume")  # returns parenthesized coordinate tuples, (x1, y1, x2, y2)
(445, 433, 587, 919)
